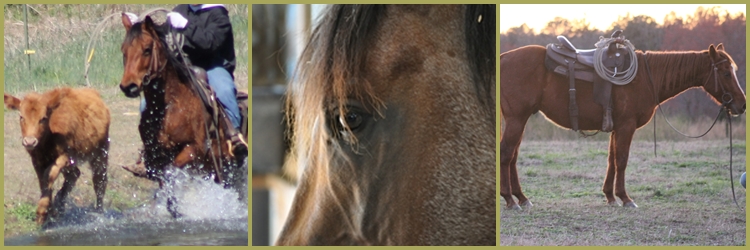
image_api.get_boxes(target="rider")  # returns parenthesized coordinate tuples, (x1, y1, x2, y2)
(167, 4, 247, 156)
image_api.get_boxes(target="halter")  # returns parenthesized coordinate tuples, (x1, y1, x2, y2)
(701, 58, 733, 107)
(141, 39, 166, 87)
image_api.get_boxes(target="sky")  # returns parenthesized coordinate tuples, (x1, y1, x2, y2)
(499, 4, 746, 34)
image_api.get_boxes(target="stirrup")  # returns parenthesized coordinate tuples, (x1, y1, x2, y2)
(602, 107, 613, 132)
(228, 130, 248, 158)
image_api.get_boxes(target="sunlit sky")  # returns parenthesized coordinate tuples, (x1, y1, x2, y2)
(500, 4, 746, 34)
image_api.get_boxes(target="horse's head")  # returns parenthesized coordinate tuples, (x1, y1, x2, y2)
(704, 44, 746, 116)
(279, 5, 496, 245)
(120, 14, 166, 98)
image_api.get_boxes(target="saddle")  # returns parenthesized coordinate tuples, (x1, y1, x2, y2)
(189, 66, 249, 139)
(544, 30, 634, 132)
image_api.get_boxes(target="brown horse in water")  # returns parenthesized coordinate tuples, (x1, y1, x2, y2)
(278, 5, 496, 245)
(119, 14, 246, 217)
(500, 44, 746, 210)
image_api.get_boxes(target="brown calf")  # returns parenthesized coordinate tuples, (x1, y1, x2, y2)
(4, 87, 110, 225)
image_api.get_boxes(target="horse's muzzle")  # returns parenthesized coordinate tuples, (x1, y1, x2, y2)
(727, 103, 746, 117)
(120, 82, 141, 98)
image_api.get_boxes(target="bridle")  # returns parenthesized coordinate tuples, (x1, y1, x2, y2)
(140, 39, 166, 87)
(644, 52, 743, 210)
(698, 57, 733, 108)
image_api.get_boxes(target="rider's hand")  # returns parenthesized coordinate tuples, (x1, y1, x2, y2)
(167, 12, 188, 29)
(124, 12, 139, 23)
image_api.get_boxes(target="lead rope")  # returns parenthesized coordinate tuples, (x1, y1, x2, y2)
(727, 110, 742, 210)
(643, 53, 742, 210)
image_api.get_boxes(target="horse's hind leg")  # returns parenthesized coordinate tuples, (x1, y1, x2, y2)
(501, 118, 528, 210)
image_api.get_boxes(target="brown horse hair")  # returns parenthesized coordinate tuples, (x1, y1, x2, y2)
(642, 48, 738, 101)
(123, 18, 195, 88)
(283, 5, 496, 243)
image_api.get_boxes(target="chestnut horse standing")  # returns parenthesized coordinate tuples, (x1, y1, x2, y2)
(277, 5, 496, 245)
(119, 14, 245, 217)
(500, 44, 746, 210)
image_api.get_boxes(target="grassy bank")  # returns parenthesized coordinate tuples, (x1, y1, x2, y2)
(3, 4, 248, 237)
(3, 4, 248, 94)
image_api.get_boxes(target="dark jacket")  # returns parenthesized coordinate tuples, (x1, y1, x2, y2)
(172, 4, 236, 77)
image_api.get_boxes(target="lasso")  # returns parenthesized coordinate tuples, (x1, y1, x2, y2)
(593, 36, 638, 85)
(84, 8, 169, 86)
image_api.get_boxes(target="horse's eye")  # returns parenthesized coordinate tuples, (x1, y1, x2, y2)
(144, 47, 152, 56)
(339, 112, 364, 131)
(724, 72, 732, 78)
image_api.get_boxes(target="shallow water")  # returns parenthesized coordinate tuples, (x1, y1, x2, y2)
(5, 166, 249, 246)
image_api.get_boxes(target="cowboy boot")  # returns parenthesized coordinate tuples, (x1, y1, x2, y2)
(223, 116, 248, 158)
(122, 147, 148, 178)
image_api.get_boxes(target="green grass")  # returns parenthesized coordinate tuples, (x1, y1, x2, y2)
(4, 4, 248, 94)
(3, 202, 39, 233)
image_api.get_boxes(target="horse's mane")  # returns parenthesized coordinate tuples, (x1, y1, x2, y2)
(285, 4, 495, 177)
(123, 19, 195, 86)
(642, 49, 737, 94)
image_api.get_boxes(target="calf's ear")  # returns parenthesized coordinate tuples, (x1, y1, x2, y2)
(4, 94, 20, 110)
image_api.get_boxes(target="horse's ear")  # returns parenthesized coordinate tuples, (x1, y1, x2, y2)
(143, 16, 155, 31)
(4, 94, 20, 111)
(121, 12, 133, 31)
(709, 44, 718, 58)
(717, 43, 725, 51)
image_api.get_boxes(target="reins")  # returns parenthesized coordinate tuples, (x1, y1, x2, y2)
(117, 11, 228, 184)
(643, 52, 743, 210)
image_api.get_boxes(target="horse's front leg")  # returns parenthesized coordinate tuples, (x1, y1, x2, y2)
(612, 124, 638, 208)
(173, 144, 198, 167)
(500, 118, 528, 210)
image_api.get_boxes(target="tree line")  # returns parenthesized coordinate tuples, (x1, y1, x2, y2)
(501, 7, 746, 120)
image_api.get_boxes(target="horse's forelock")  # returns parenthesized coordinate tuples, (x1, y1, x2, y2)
(123, 18, 194, 86)
(286, 5, 387, 175)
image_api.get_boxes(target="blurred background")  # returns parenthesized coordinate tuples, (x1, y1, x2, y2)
(251, 4, 326, 246)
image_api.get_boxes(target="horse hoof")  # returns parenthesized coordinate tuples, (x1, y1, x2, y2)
(520, 200, 533, 208)
(507, 204, 522, 211)
(607, 201, 620, 206)
(623, 201, 638, 208)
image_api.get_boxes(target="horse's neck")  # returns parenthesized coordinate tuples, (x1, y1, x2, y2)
(646, 52, 711, 104)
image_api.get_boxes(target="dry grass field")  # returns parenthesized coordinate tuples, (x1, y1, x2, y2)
(500, 140, 746, 246)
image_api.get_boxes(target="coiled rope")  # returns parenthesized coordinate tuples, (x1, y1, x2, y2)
(593, 37, 638, 85)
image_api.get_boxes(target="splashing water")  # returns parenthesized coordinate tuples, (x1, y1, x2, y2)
(4, 159, 249, 246)
(156, 166, 248, 220)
